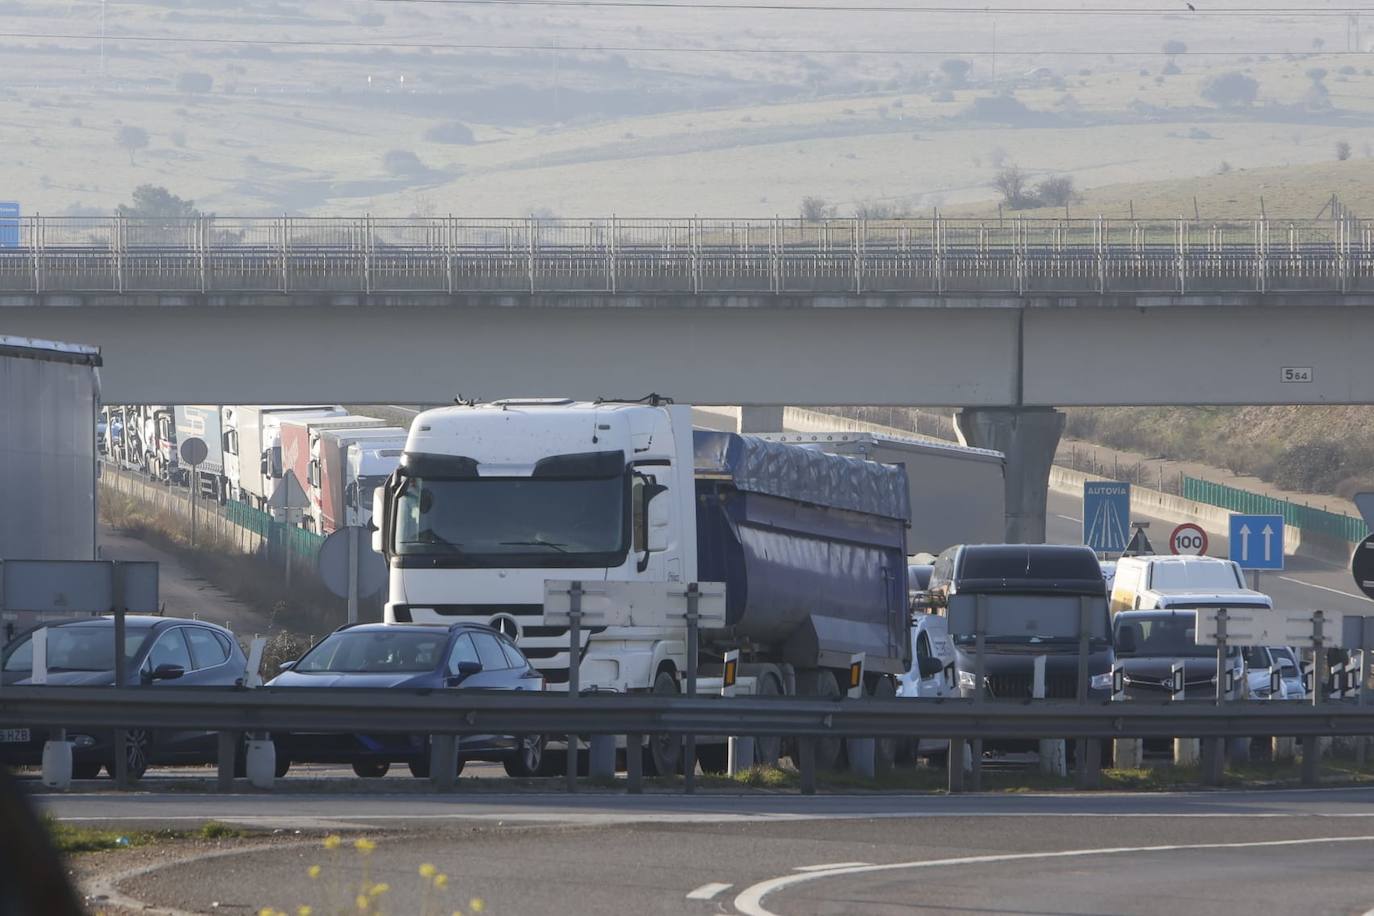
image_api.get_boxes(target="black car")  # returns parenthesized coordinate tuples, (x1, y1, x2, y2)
(267, 622, 546, 778)
(0, 616, 249, 779)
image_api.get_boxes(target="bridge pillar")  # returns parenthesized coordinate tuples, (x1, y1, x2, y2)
(738, 406, 786, 433)
(955, 407, 1065, 544)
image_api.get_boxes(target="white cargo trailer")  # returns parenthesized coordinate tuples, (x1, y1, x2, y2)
(1, 336, 101, 643)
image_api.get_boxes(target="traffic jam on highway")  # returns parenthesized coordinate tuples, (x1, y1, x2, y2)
(5, 396, 1373, 788)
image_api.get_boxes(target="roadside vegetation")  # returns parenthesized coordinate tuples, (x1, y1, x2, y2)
(45, 817, 248, 855)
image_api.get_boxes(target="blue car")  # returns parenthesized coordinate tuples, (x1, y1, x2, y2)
(267, 622, 546, 778)
(0, 616, 249, 779)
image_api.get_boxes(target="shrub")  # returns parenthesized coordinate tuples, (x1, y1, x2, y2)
(1035, 175, 1078, 208)
(939, 58, 971, 88)
(993, 165, 1035, 209)
(1336, 140, 1352, 161)
(383, 149, 428, 178)
(1200, 72, 1259, 108)
(1269, 441, 1349, 493)
(424, 121, 476, 144)
(799, 196, 835, 220)
(176, 71, 213, 94)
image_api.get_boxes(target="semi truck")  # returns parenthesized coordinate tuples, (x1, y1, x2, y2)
(753, 431, 1005, 554)
(173, 405, 226, 501)
(309, 427, 407, 535)
(372, 399, 912, 774)
(279, 415, 385, 527)
(222, 405, 344, 508)
(345, 440, 405, 530)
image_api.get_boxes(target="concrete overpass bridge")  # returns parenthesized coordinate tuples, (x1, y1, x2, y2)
(4, 215, 1372, 542)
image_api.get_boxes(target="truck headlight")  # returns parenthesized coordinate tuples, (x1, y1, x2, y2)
(1090, 673, 1114, 691)
(958, 669, 978, 690)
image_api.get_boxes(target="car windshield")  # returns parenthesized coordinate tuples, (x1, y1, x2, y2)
(2, 626, 152, 672)
(1115, 615, 1217, 659)
(294, 630, 447, 674)
(392, 474, 626, 567)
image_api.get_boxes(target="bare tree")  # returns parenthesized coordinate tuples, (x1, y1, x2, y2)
(1035, 175, 1078, 208)
(799, 196, 835, 221)
(116, 125, 149, 165)
(939, 58, 971, 88)
(1336, 140, 1353, 161)
(993, 165, 1033, 209)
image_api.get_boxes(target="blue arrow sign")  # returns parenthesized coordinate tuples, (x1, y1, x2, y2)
(1083, 481, 1131, 553)
(1228, 513, 1284, 570)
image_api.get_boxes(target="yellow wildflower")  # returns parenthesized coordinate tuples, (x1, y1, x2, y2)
(258, 909, 277, 916)
(470, 898, 485, 912)
(434, 874, 449, 889)
(419, 863, 438, 878)
(354, 837, 377, 855)
(298, 908, 313, 916)
(355, 894, 370, 911)
(369, 883, 390, 897)
(307, 865, 322, 880)
(323, 835, 342, 850)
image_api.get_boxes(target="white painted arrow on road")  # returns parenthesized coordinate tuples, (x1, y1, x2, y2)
(1239, 524, 1251, 562)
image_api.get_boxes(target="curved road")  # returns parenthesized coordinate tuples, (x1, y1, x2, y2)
(42, 787, 1374, 915)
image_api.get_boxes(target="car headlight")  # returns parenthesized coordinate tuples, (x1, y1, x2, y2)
(958, 669, 978, 690)
(1090, 673, 1114, 691)
(71, 734, 96, 748)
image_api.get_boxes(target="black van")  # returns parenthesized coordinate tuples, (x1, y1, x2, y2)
(927, 544, 1114, 702)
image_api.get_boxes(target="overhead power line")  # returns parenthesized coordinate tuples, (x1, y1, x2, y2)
(1, 30, 1368, 56)
(370, 0, 1374, 15)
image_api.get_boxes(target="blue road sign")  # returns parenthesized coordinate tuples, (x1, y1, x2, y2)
(0, 201, 17, 249)
(1228, 513, 1285, 570)
(1083, 481, 1131, 553)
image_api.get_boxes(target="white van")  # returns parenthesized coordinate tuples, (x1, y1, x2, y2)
(1109, 555, 1267, 615)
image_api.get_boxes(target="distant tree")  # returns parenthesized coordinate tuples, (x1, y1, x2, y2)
(115, 125, 149, 165)
(1035, 175, 1078, 208)
(1312, 37, 1326, 51)
(1162, 39, 1188, 59)
(993, 164, 1034, 209)
(116, 185, 200, 219)
(939, 58, 971, 88)
(176, 71, 213, 95)
(799, 196, 835, 221)
(1200, 72, 1259, 108)
(382, 149, 428, 178)
(424, 121, 476, 145)
(1337, 140, 1353, 161)
(853, 202, 912, 219)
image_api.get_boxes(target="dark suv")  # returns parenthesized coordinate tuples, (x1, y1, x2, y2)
(1, 616, 249, 779)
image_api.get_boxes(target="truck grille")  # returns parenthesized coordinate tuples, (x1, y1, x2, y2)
(985, 673, 1078, 699)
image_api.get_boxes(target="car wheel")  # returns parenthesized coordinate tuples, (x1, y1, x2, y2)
(72, 760, 102, 780)
(107, 729, 151, 780)
(793, 669, 843, 771)
(275, 754, 291, 778)
(869, 677, 898, 775)
(352, 761, 390, 778)
(407, 748, 464, 779)
(646, 669, 682, 776)
(503, 734, 545, 778)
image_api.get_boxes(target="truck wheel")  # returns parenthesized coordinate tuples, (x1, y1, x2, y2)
(352, 761, 390, 778)
(752, 672, 784, 767)
(646, 670, 682, 776)
(869, 678, 898, 775)
(696, 743, 729, 775)
(793, 669, 843, 771)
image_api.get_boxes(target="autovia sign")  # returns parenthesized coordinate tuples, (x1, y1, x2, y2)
(1083, 481, 1131, 553)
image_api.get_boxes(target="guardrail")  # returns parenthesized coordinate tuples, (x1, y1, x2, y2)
(1182, 476, 1370, 546)
(2, 687, 1367, 794)
(4, 216, 1374, 296)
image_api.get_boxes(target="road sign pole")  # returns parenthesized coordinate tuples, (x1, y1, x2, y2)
(346, 525, 359, 625)
(566, 581, 582, 794)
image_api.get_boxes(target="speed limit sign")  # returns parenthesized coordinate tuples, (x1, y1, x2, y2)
(1170, 523, 1209, 556)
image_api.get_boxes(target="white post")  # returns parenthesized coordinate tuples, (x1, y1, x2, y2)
(1034, 655, 1066, 777)
(1111, 662, 1142, 769)
(722, 650, 753, 776)
(1171, 658, 1200, 767)
(846, 652, 875, 779)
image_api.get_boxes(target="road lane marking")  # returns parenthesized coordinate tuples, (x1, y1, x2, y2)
(794, 862, 871, 871)
(1276, 575, 1366, 601)
(685, 882, 732, 900)
(732, 835, 1374, 916)
(1055, 514, 1082, 523)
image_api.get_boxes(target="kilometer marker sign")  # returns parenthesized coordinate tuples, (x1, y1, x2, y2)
(1170, 523, 1209, 556)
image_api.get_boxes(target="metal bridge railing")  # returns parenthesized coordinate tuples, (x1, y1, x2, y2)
(3, 216, 1373, 296)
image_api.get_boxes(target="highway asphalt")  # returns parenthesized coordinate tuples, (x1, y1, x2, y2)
(42, 787, 1374, 915)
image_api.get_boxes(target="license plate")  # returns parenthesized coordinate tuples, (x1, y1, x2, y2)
(0, 728, 30, 743)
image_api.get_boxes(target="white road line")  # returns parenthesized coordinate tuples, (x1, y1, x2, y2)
(685, 882, 732, 901)
(794, 862, 871, 871)
(732, 835, 1374, 916)
(1276, 575, 1366, 601)
(1055, 514, 1082, 523)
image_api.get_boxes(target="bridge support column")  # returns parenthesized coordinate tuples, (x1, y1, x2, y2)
(955, 407, 1065, 544)
(738, 406, 786, 433)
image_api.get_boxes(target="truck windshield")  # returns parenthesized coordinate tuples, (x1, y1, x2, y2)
(950, 594, 1111, 647)
(393, 474, 627, 567)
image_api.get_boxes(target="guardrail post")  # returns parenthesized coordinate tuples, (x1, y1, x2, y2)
(527, 215, 537, 294)
(607, 214, 617, 294)
(933, 212, 945, 294)
(198, 215, 209, 294)
(279, 214, 289, 293)
(690, 216, 700, 295)
(854, 218, 864, 295)
(798, 737, 817, 795)
(216, 730, 238, 791)
(946, 737, 966, 793)
(430, 734, 458, 791)
(445, 214, 455, 295)
(1096, 215, 1106, 294)
(565, 580, 582, 793)
(30, 213, 42, 293)
(626, 732, 643, 793)
(362, 213, 373, 295)
(1176, 217, 1187, 296)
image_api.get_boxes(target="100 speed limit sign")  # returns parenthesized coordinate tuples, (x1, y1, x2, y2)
(1170, 523, 1209, 556)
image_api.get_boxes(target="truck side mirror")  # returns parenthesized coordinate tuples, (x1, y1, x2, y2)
(371, 483, 388, 553)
